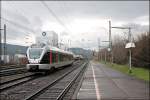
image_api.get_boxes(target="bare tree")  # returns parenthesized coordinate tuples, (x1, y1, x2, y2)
(112, 35, 128, 64)
(132, 32, 150, 68)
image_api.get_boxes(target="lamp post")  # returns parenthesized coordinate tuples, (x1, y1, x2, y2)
(109, 21, 113, 64)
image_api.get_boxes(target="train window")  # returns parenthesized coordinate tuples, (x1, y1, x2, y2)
(59, 53, 61, 61)
(52, 51, 57, 63)
(58, 53, 73, 62)
(58, 52, 60, 62)
(60, 54, 63, 61)
(29, 48, 43, 59)
(64, 54, 67, 61)
(63, 54, 65, 61)
(40, 52, 49, 64)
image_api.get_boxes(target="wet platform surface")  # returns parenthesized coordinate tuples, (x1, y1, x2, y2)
(77, 61, 149, 100)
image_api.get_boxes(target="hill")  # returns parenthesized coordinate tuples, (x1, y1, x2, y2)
(1, 43, 27, 55)
(69, 48, 93, 59)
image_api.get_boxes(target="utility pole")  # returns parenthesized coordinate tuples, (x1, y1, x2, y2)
(128, 27, 132, 73)
(4, 24, 7, 63)
(0, 1, 1, 63)
(0, 27, 1, 62)
(105, 50, 106, 64)
(0, 24, 7, 64)
(100, 51, 102, 61)
(109, 21, 113, 64)
(98, 38, 100, 61)
(109, 21, 111, 50)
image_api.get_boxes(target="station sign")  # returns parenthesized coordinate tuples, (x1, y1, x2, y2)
(125, 42, 135, 49)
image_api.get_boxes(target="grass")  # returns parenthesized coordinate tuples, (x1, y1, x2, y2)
(102, 61, 149, 81)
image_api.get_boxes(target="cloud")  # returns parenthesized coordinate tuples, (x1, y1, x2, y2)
(2, 8, 32, 29)
(1, 1, 149, 50)
(133, 16, 149, 25)
(122, 23, 149, 34)
(61, 31, 69, 36)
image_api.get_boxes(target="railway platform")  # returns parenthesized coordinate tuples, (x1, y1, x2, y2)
(76, 61, 149, 100)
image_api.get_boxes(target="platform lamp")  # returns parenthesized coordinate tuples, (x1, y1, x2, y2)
(125, 42, 135, 73)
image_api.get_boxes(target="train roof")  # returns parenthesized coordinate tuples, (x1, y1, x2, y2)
(48, 46, 73, 55)
(29, 43, 73, 55)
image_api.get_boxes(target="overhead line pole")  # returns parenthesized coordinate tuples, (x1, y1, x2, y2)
(0, 24, 7, 64)
(111, 26, 133, 73)
(0, 1, 1, 63)
(128, 27, 132, 73)
(0, 27, 2, 63)
(109, 21, 113, 64)
(4, 24, 6, 63)
(98, 38, 100, 61)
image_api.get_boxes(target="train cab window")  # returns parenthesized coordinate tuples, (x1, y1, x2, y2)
(29, 48, 43, 59)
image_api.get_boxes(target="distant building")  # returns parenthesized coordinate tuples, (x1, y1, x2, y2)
(14, 54, 27, 64)
(0, 55, 10, 63)
(36, 31, 58, 47)
(58, 43, 68, 51)
(0, 43, 27, 64)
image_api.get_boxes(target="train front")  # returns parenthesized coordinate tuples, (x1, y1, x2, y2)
(26, 44, 45, 72)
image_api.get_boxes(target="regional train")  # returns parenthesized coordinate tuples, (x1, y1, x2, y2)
(26, 43, 74, 72)
(74, 55, 84, 61)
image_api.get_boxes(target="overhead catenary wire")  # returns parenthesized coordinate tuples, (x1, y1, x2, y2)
(4, 2, 37, 45)
(41, 1, 71, 33)
(61, 2, 72, 30)
(0, 17, 35, 34)
(1, 17, 34, 46)
(7, 1, 27, 18)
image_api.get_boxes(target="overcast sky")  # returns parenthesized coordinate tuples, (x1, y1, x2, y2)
(1, 1, 149, 50)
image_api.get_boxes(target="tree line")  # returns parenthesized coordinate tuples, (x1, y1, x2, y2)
(99, 32, 149, 69)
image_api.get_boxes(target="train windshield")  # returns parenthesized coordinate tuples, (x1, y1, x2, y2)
(29, 49, 43, 59)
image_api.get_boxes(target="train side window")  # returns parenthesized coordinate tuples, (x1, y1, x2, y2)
(40, 52, 49, 64)
(52, 51, 56, 63)
(62, 54, 65, 61)
(59, 53, 61, 62)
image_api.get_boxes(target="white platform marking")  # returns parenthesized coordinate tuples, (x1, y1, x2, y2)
(91, 64, 101, 100)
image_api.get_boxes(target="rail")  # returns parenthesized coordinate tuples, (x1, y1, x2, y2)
(24, 62, 88, 100)
(57, 62, 88, 100)
(0, 67, 27, 77)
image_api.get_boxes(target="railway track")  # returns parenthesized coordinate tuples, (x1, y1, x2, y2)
(0, 73, 40, 92)
(25, 62, 88, 100)
(0, 72, 35, 85)
(0, 65, 26, 70)
(0, 67, 27, 77)
(0, 61, 86, 100)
